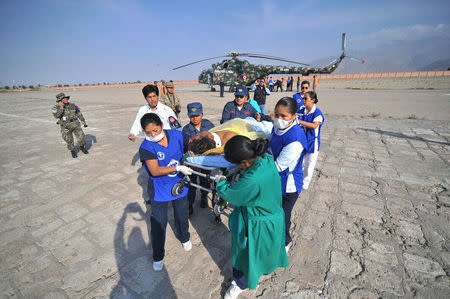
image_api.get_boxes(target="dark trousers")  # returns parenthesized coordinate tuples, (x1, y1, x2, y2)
(233, 268, 247, 290)
(220, 86, 224, 97)
(151, 196, 190, 261)
(282, 192, 299, 246)
(188, 176, 208, 208)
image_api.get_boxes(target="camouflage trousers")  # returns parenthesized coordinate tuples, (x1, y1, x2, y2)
(60, 124, 85, 151)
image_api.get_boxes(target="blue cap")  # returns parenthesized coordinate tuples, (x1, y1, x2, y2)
(234, 85, 248, 97)
(187, 102, 203, 116)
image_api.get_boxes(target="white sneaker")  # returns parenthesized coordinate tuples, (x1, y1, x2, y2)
(153, 260, 163, 271)
(285, 244, 290, 254)
(182, 240, 192, 251)
(302, 184, 309, 190)
(224, 280, 244, 299)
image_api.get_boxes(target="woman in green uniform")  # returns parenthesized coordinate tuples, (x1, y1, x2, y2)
(216, 136, 288, 299)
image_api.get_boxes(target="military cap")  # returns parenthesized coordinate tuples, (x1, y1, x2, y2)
(56, 92, 70, 102)
(187, 102, 203, 117)
(165, 81, 174, 88)
(234, 85, 248, 97)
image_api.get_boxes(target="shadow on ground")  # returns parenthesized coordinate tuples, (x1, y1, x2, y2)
(189, 192, 233, 297)
(359, 128, 450, 145)
(111, 202, 177, 298)
(132, 151, 149, 203)
(85, 134, 98, 150)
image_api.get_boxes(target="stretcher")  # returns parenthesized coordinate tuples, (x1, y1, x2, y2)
(171, 155, 240, 223)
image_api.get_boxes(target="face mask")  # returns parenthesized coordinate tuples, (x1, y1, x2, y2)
(273, 118, 292, 130)
(145, 131, 164, 142)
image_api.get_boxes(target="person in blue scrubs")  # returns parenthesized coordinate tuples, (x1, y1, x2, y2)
(268, 97, 307, 253)
(139, 113, 194, 271)
(297, 91, 324, 190)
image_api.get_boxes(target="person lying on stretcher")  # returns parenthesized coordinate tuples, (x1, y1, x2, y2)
(188, 118, 273, 155)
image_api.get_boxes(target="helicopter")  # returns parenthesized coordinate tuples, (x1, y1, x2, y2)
(173, 33, 364, 91)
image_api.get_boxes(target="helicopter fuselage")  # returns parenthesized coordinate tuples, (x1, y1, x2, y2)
(198, 56, 344, 88)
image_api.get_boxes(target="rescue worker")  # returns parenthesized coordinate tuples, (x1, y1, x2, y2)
(219, 78, 225, 97)
(292, 80, 310, 112)
(52, 92, 89, 158)
(216, 136, 288, 298)
(128, 84, 180, 142)
(297, 91, 324, 190)
(313, 75, 319, 92)
(268, 97, 307, 253)
(220, 86, 259, 124)
(159, 81, 181, 119)
(181, 102, 214, 215)
(139, 113, 194, 271)
(253, 78, 267, 114)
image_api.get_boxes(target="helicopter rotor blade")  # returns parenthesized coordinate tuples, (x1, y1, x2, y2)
(238, 53, 310, 66)
(326, 58, 339, 66)
(172, 55, 228, 70)
(347, 55, 365, 64)
(342, 33, 346, 52)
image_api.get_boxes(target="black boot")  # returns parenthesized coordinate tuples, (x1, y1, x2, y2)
(71, 150, 77, 158)
(80, 146, 89, 154)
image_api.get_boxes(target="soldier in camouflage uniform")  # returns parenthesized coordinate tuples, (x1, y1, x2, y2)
(159, 81, 181, 119)
(52, 93, 89, 158)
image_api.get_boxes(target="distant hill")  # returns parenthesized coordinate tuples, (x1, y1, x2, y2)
(310, 37, 450, 73)
(418, 58, 450, 71)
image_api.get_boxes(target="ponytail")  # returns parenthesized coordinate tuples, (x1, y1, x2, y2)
(307, 91, 318, 104)
(224, 136, 267, 164)
(252, 138, 268, 157)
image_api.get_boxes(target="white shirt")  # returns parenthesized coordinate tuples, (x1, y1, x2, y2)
(269, 121, 304, 193)
(129, 102, 177, 137)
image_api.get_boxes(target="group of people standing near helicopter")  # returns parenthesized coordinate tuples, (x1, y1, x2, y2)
(128, 78, 324, 298)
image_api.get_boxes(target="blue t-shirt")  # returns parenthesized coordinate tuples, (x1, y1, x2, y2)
(249, 99, 261, 113)
(139, 130, 188, 201)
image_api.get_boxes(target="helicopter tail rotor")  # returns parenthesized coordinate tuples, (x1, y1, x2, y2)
(340, 32, 364, 64)
(348, 55, 365, 64)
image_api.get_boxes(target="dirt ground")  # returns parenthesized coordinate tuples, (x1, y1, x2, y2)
(0, 77, 449, 298)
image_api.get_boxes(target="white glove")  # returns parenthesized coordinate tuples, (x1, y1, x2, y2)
(176, 165, 193, 175)
(213, 175, 226, 183)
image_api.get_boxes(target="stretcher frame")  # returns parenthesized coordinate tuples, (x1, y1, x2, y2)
(171, 161, 240, 223)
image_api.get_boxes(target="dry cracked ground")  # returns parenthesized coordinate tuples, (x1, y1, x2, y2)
(0, 84, 449, 298)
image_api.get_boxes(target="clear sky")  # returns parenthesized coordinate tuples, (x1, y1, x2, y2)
(1, 0, 449, 86)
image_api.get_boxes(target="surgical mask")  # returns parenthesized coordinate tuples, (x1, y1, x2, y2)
(273, 118, 292, 130)
(145, 131, 164, 142)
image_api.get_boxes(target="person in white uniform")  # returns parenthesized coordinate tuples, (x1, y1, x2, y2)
(128, 84, 180, 142)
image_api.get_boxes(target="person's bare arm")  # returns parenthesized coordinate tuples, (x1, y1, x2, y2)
(145, 160, 177, 176)
(298, 120, 320, 129)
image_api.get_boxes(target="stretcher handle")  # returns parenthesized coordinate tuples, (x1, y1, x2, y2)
(190, 170, 216, 181)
